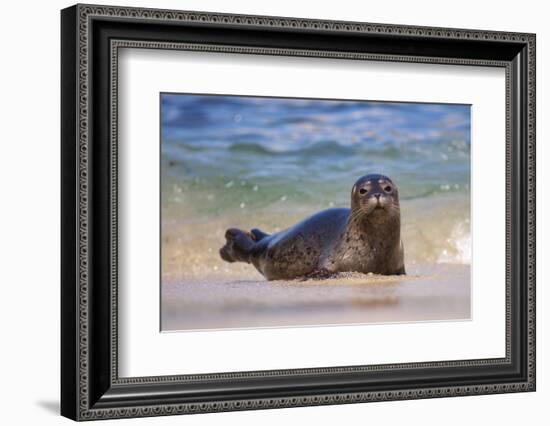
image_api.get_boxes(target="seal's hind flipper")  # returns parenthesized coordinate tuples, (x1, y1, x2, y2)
(250, 228, 270, 241)
(219, 228, 256, 264)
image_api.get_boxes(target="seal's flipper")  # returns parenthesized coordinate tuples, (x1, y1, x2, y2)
(250, 228, 270, 241)
(219, 228, 256, 264)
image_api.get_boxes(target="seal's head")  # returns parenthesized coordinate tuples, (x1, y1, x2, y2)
(351, 174, 400, 223)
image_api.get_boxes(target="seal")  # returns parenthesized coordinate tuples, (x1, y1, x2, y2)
(219, 173, 405, 280)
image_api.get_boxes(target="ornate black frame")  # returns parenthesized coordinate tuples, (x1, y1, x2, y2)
(61, 3, 536, 421)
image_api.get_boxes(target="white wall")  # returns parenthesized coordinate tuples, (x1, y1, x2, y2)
(0, 0, 546, 424)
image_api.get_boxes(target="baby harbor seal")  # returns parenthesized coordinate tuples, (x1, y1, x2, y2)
(219, 174, 405, 280)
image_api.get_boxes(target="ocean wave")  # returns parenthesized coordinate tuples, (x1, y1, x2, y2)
(160, 94, 472, 268)
(436, 221, 471, 265)
(227, 140, 356, 156)
(184, 138, 468, 161)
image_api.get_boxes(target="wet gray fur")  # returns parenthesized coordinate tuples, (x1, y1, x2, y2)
(219, 174, 405, 280)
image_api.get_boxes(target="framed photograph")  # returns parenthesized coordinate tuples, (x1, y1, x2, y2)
(61, 4, 536, 421)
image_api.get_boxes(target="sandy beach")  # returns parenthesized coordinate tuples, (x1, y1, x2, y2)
(161, 263, 470, 331)
(160, 182, 471, 332)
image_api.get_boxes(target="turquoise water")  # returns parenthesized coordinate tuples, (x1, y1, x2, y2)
(160, 94, 471, 268)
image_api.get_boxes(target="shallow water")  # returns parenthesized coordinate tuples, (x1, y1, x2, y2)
(161, 94, 471, 267)
(160, 94, 471, 330)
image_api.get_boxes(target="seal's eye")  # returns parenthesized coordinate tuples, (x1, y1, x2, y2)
(383, 185, 392, 193)
(359, 188, 368, 195)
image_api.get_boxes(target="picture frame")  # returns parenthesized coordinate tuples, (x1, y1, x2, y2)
(61, 3, 536, 421)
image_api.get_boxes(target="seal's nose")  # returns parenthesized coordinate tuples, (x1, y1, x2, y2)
(374, 193, 381, 200)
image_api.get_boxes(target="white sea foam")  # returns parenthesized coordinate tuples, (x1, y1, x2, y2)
(437, 221, 471, 265)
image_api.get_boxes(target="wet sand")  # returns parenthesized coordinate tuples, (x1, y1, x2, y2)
(161, 263, 470, 331)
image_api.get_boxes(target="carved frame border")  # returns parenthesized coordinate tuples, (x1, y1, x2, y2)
(62, 3, 535, 420)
